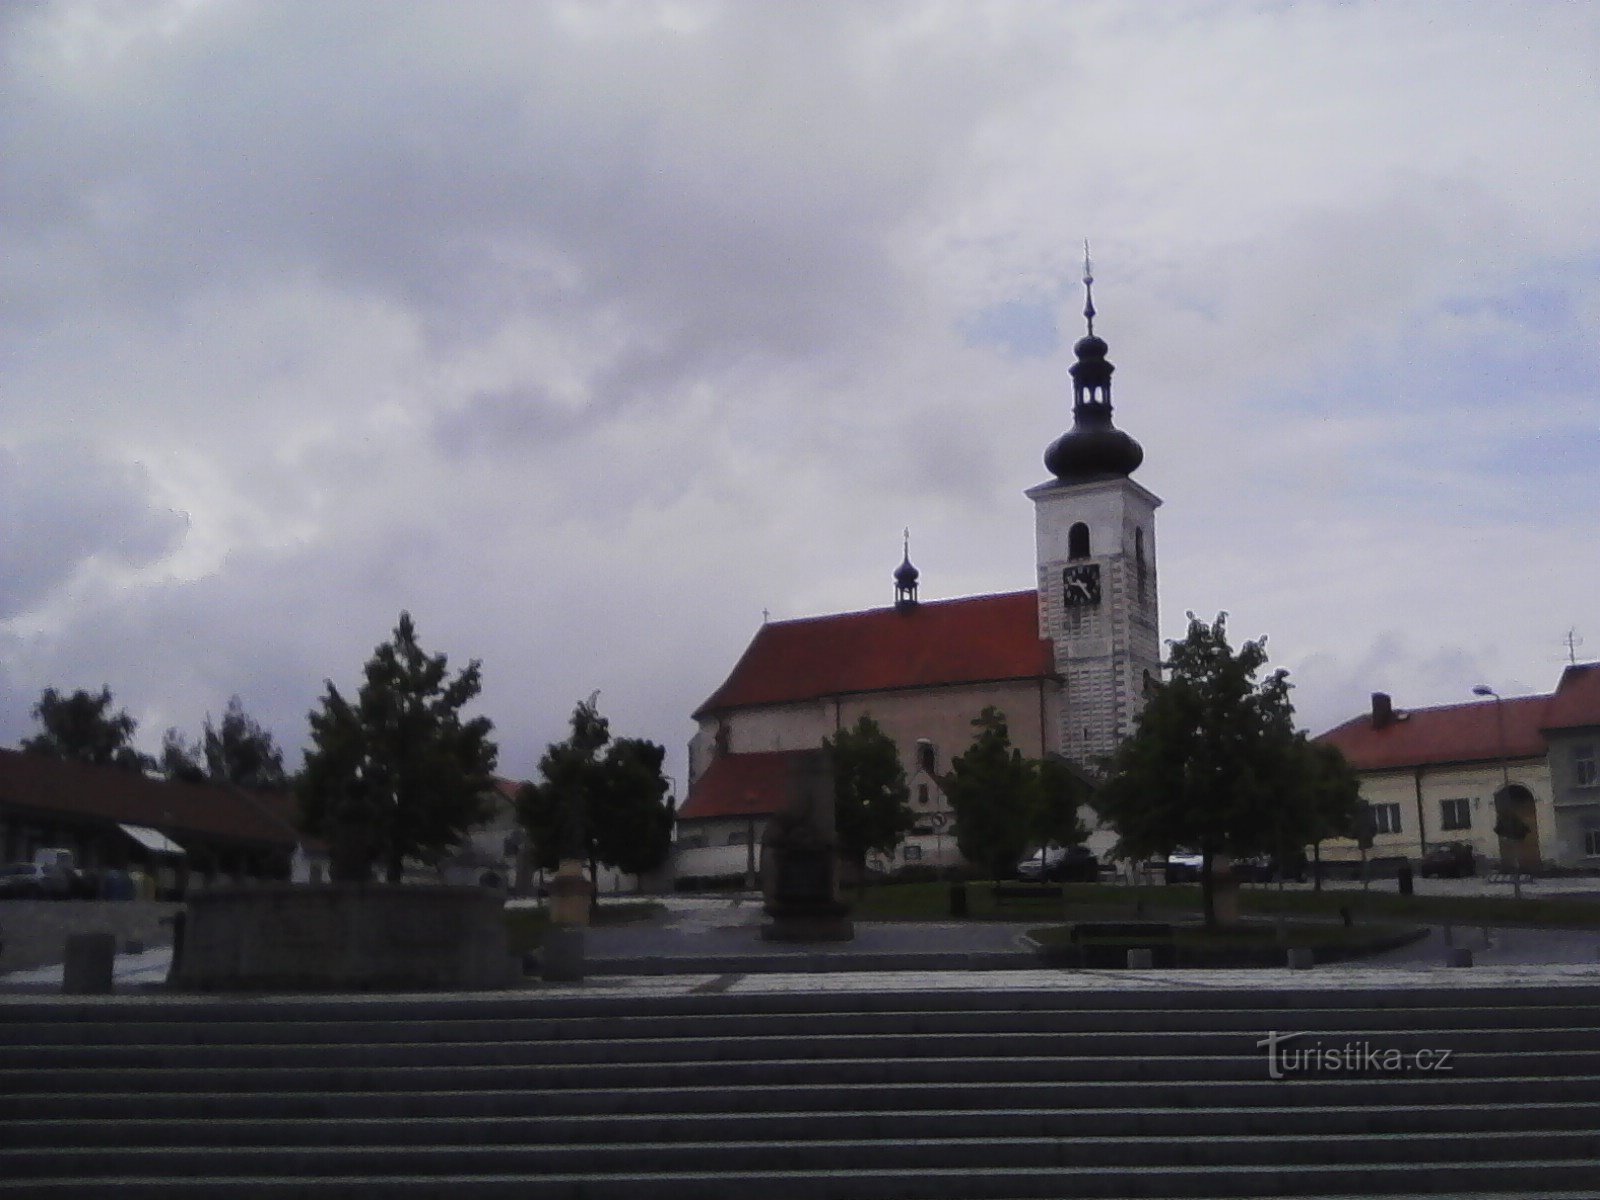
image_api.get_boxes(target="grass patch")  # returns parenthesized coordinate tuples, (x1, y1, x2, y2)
(850, 879, 1600, 929)
(503, 900, 664, 955)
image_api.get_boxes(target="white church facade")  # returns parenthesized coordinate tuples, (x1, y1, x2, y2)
(676, 264, 1161, 879)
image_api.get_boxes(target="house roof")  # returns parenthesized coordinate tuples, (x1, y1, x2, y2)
(1544, 663, 1600, 732)
(0, 748, 302, 849)
(677, 750, 811, 822)
(693, 590, 1053, 718)
(1317, 664, 1600, 772)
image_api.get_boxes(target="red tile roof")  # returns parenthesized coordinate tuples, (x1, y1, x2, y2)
(677, 750, 810, 822)
(1544, 663, 1600, 732)
(693, 591, 1053, 718)
(1317, 664, 1600, 771)
(0, 748, 301, 848)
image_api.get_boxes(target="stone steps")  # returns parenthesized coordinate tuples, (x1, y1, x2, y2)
(3, 983, 1598, 1197)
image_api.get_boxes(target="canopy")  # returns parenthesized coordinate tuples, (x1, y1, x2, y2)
(118, 823, 187, 856)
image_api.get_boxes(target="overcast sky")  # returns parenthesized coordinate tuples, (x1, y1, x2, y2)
(3, 0, 1597, 792)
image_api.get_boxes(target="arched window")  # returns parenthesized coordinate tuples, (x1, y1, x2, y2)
(1068, 522, 1090, 560)
(1135, 527, 1147, 601)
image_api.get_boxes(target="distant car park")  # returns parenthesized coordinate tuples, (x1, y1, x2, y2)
(0, 863, 68, 899)
(1016, 844, 1101, 883)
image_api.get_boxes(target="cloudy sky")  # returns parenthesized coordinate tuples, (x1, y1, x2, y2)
(3, 0, 1597, 791)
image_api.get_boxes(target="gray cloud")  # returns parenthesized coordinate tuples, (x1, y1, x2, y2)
(1, 0, 1597, 788)
(0, 440, 188, 619)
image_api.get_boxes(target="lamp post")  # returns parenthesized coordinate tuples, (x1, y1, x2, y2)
(1472, 684, 1521, 899)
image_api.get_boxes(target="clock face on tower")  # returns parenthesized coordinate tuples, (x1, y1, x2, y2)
(1062, 563, 1101, 607)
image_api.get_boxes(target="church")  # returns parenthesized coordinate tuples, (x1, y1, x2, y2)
(675, 265, 1162, 880)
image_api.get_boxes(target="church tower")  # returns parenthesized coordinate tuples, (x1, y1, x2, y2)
(1027, 250, 1162, 768)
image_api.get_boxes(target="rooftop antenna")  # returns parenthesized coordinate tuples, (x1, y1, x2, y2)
(1082, 240, 1096, 336)
(1566, 627, 1584, 666)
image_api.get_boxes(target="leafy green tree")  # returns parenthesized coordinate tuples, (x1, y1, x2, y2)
(297, 613, 498, 883)
(1096, 612, 1303, 926)
(204, 696, 289, 790)
(1032, 755, 1093, 857)
(518, 696, 673, 898)
(826, 714, 914, 883)
(947, 706, 1036, 878)
(159, 728, 207, 783)
(158, 697, 289, 790)
(1290, 737, 1362, 891)
(22, 686, 150, 772)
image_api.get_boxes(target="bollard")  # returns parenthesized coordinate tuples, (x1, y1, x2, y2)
(1126, 948, 1154, 969)
(1397, 861, 1414, 896)
(540, 926, 586, 983)
(1446, 947, 1473, 968)
(1286, 947, 1315, 970)
(949, 884, 968, 919)
(62, 932, 116, 995)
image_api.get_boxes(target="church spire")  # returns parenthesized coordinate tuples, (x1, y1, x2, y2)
(1043, 244, 1144, 482)
(894, 528, 919, 611)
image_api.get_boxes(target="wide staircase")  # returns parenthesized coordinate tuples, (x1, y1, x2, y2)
(2, 981, 1599, 1197)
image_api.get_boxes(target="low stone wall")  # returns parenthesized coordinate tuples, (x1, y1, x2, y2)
(175, 884, 517, 992)
(0, 900, 181, 974)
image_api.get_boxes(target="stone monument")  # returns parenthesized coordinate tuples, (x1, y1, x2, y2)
(760, 749, 853, 942)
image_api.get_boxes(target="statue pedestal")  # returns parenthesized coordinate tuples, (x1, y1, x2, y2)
(1211, 854, 1240, 927)
(548, 859, 593, 927)
(758, 752, 854, 943)
(762, 846, 853, 941)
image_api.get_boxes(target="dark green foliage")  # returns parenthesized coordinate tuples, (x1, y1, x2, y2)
(297, 613, 498, 883)
(159, 728, 207, 783)
(159, 696, 289, 790)
(946, 707, 1092, 879)
(947, 707, 1036, 878)
(204, 696, 289, 790)
(827, 715, 914, 872)
(1033, 754, 1093, 856)
(22, 686, 150, 772)
(518, 697, 673, 893)
(1097, 612, 1317, 926)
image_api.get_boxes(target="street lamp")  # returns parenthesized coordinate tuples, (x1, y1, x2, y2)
(1473, 684, 1521, 899)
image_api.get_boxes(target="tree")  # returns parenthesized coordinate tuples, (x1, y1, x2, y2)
(22, 686, 149, 772)
(1032, 755, 1093, 858)
(947, 707, 1036, 879)
(517, 696, 673, 899)
(826, 714, 913, 884)
(159, 728, 207, 783)
(297, 613, 498, 883)
(1096, 612, 1305, 926)
(1289, 738, 1362, 892)
(158, 697, 290, 790)
(204, 696, 289, 790)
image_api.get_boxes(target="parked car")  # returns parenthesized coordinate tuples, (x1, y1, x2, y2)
(1016, 844, 1101, 883)
(1163, 850, 1204, 883)
(1420, 841, 1476, 878)
(1232, 853, 1309, 884)
(0, 863, 68, 899)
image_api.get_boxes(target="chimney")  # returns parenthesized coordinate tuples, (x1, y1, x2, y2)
(1371, 692, 1394, 730)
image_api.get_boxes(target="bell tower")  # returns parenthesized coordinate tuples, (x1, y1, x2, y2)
(1026, 248, 1162, 768)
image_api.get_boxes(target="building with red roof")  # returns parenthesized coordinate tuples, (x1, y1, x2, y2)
(0, 747, 303, 894)
(1315, 663, 1600, 869)
(679, 266, 1166, 879)
(676, 588, 1062, 877)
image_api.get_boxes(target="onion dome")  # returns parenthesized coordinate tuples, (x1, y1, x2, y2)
(1043, 245, 1143, 482)
(894, 529, 919, 610)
